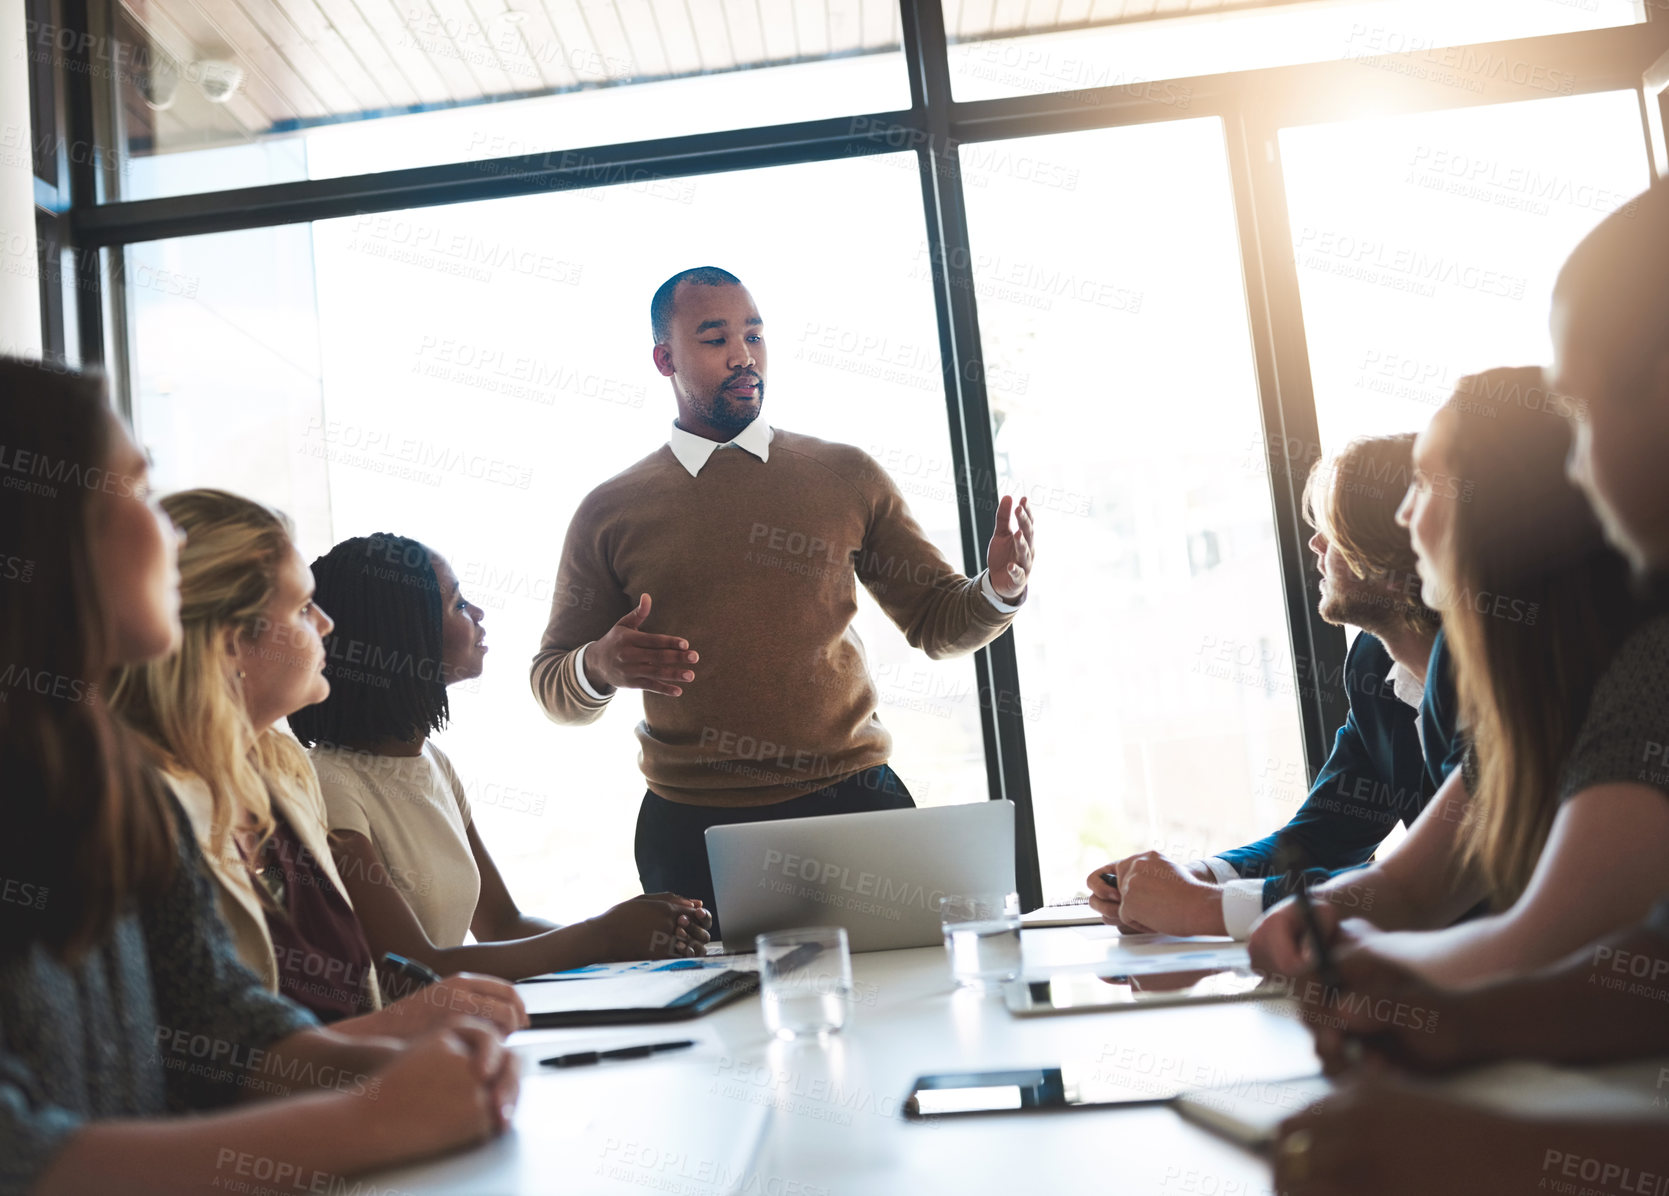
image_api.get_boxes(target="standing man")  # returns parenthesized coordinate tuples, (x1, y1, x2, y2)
(530, 267, 1034, 926)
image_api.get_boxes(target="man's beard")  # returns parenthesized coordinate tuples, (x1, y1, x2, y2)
(697, 374, 764, 433)
(1319, 586, 1402, 635)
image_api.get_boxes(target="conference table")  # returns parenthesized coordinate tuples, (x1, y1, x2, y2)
(371, 926, 1310, 1195)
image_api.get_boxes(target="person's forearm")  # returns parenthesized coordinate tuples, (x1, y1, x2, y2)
(1314, 770, 1482, 932)
(1312, 864, 1426, 930)
(402, 921, 606, 981)
(1504, 1117, 1669, 1191)
(241, 1027, 401, 1101)
(478, 913, 561, 942)
(529, 645, 611, 725)
(1457, 925, 1669, 1065)
(1358, 914, 1543, 987)
(34, 1089, 413, 1196)
(1311, 853, 1481, 932)
(1405, 1112, 1669, 1196)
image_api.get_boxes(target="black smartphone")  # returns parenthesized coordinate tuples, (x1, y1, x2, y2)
(902, 1067, 1176, 1119)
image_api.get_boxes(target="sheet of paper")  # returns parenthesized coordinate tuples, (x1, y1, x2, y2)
(1020, 903, 1104, 928)
(1095, 945, 1253, 976)
(1074, 926, 1239, 952)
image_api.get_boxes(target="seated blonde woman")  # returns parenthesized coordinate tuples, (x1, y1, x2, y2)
(111, 489, 523, 1037)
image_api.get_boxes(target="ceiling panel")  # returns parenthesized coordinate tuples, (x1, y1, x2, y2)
(116, 0, 1317, 153)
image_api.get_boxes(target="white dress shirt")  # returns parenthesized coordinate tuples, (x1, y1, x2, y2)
(573, 420, 1019, 701)
(1205, 653, 1427, 939)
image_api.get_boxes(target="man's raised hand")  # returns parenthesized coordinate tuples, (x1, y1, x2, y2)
(986, 495, 1035, 600)
(582, 593, 698, 697)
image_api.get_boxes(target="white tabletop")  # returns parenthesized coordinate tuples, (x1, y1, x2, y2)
(370, 928, 1316, 1195)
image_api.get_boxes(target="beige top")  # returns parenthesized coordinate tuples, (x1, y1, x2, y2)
(530, 427, 1022, 806)
(164, 767, 383, 1011)
(311, 741, 481, 949)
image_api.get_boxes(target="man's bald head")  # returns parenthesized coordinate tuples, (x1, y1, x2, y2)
(1554, 183, 1669, 393)
(1554, 181, 1669, 574)
(651, 266, 743, 345)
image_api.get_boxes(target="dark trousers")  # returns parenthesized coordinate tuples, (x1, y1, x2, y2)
(635, 764, 915, 939)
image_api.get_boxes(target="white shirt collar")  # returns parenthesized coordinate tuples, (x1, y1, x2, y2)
(667, 419, 773, 479)
(1386, 660, 1425, 712)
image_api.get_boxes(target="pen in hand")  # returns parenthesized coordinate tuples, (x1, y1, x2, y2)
(1273, 838, 1363, 1065)
(379, 952, 442, 1001)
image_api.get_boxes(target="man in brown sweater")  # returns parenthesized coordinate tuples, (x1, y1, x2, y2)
(530, 266, 1035, 927)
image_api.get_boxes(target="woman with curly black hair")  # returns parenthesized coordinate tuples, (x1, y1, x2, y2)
(289, 534, 710, 979)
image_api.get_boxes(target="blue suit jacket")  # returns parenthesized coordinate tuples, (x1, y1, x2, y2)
(1216, 630, 1459, 909)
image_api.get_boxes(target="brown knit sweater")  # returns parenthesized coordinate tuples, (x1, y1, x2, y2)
(529, 428, 1021, 806)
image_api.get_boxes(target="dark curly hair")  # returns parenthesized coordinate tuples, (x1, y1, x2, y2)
(287, 534, 449, 748)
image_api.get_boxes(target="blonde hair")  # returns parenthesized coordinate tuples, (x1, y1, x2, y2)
(1301, 433, 1439, 637)
(109, 489, 326, 871)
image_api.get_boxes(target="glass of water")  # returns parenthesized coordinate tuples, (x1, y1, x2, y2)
(940, 892, 1023, 989)
(755, 926, 853, 1042)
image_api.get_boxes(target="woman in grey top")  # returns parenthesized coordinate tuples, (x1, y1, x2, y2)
(0, 359, 518, 1195)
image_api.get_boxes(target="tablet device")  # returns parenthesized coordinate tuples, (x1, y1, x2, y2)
(515, 967, 758, 1028)
(1004, 966, 1282, 1016)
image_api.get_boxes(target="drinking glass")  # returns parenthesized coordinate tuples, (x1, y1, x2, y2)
(940, 891, 1022, 988)
(756, 926, 853, 1041)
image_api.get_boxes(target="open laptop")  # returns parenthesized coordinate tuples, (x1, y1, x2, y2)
(706, 800, 1016, 952)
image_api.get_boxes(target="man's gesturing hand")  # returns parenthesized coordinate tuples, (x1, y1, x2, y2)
(987, 495, 1035, 600)
(582, 594, 698, 697)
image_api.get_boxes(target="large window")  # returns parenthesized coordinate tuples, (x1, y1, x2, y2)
(53, 0, 1663, 910)
(129, 151, 984, 923)
(960, 117, 1304, 900)
(1280, 88, 1653, 455)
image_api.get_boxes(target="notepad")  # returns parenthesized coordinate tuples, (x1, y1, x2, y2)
(522, 957, 740, 982)
(514, 966, 759, 1027)
(1020, 901, 1104, 928)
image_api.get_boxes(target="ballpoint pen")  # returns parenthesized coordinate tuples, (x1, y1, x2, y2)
(381, 951, 443, 986)
(540, 1039, 697, 1068)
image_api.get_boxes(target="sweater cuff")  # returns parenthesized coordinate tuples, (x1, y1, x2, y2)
(571, 643, 612, 703)
(980, 570, 1025, 614)
(1221, 879, 1267, 940)
(1200, 857, 1240, 884)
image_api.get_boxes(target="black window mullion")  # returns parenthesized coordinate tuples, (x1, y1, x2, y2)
(60, 0, 105, 370)
(33, 210, 66, 365)
(901, 0, 1043, 912)
(1222, 102, 1347, 782)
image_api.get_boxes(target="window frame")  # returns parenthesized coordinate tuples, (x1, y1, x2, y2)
(44, 0, 1669, 909)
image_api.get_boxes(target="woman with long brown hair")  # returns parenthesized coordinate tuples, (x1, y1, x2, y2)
(0, 359, 516, 1195)
(1251, 366, 1668, 984)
